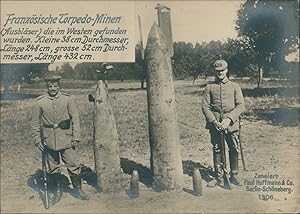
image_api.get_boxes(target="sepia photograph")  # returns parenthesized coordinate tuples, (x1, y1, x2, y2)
(1, 0, 299, 213)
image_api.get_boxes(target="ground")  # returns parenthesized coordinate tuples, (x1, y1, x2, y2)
(1, 79, 299, 213)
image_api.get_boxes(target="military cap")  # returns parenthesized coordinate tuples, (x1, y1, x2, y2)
(44, 73, 62, 82)
(213, 59, 228, 71)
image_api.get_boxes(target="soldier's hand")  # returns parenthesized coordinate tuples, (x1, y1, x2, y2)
(221, 118, 231, 130)
(213, 121, 224, 132)
(36, 142, 45, 151)
(71, 140, 79, 149)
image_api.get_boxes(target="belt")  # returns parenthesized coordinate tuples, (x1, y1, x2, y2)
(211, 106, 233, 114)
(43, 124, 60, 129)
(43, 119, 70, 129)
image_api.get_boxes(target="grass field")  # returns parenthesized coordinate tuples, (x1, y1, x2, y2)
(1, 79, 299, 213)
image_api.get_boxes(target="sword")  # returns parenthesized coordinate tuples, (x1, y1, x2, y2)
(219, 86, 231, 190)
(219, 129, 231, 190)
(239, 117, 247, 171)
(42, 150, 50, 209)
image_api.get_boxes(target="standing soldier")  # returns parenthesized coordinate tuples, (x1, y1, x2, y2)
(31, 73, 89, 204)
(202, 60, 245, 188)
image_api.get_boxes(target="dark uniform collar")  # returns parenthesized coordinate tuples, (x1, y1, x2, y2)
(46, 91, 62, 100)
(215, 77, 230, 84)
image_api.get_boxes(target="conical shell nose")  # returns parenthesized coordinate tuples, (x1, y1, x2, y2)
(146, 23, 168, 50)
(129, 170, 139, 198)
(192, 168, 203, 196)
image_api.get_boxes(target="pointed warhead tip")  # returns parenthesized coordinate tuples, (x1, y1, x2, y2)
(132, 170, 139, 178)
(97, 80, 108, 93)
(146, 22, 167, 48)
(148, 22, 160, 38)
(98, 79, 106, 86)
(193, 168, 199, 174)
(129, 170, 139, 198)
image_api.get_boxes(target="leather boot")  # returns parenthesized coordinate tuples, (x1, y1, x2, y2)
(207, 150, 224, 187)
(229, 151, 242, 186)
(70, 174, 90, 200)
(52, 173, 63, 203)
(230, 173, 242, 186)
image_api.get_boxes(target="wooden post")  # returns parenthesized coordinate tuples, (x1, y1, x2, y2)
(145, 23, 183, 192)
(155, 4, 174, 57)
(93, 80, 121, 192)
(257, 65, 263, 88)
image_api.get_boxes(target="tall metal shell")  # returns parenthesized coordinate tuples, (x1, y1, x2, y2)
(93, 80, 121, 192)
(145, 23, 183, 192)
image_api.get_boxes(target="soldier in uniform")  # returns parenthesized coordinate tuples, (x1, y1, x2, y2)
(31, 73, 89, 203)
(202, 59, 245, 187)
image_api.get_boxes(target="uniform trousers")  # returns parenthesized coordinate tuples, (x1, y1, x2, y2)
(45, 148, 81, 175)
(209, 126, 240, 176)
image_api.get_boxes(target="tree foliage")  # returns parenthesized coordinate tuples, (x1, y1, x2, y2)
(236, 0, 299, 71)
(2, 1, 299, 90)
(60, 63, 74, 79)
(0, 63, 48, 91)
(53, 40, 247, 82)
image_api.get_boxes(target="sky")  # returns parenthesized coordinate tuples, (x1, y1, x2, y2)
(47, 0, 245, 70)
(134, 1, 244, 46)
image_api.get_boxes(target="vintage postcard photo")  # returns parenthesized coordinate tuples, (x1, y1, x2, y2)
(1, 0, 299, 213)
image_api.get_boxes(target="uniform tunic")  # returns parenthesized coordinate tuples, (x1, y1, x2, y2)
(202, 78, 244, 132)
(31, 91, 81, 174)
(202, 77, 245, 173)
(31, 92, 80, 151)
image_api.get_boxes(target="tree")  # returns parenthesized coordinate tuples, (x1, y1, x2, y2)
(225, 37, 258, 78)
(73, 62, 99, 80)
(0, 63, 48, 93)
(60, 62, 74, 79)
(236, 0, 299, 87)
(173, 42, 195, 79)
(175, 40, 234, 81)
